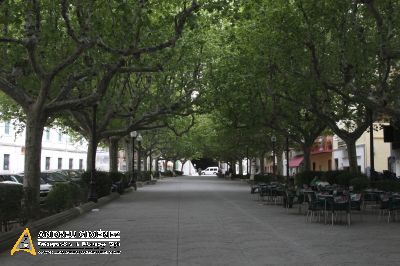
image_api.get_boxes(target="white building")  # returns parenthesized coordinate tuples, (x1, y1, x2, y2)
(0, 120, 88, 174)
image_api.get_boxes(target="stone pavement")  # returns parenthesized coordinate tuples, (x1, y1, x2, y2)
(1, 176, 400, 266)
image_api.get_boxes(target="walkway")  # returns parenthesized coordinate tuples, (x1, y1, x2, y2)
(1, 176, 400, 265)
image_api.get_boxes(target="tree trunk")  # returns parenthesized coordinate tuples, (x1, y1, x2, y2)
(344, 138, 359, 173)
(86, 137, 98, 172)
(149, 150, 152, 172)
(230, 160, 235, 174)
(238, 159, 243, 175)
(259, 152, 265, 175)
(143, 155, 148, 171)
(277, 146, 283, 176)
(24, 112, 46, 218)
(124, 138, 133, 172)
(302, 144, 312, 171)
(109, 137, 119, 172)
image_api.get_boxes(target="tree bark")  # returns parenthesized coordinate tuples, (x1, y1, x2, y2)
(149, 150, 152, 172)
(238, 159, 243, 175)
(109, 137, 119, 172)
(143, 155, 148, 171)
(86, 137, 98, 172)
(344, 138, 359, 173)
(260, 152, 265, 175)
(277, 146, 283, 175)
(123, 138, 133, 172)
(302, 144, 312, 171)
(24, 111, 46, 218)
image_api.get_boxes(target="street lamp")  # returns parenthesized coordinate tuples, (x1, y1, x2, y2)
(137, 133, 143, 176)
(130, 131, 138, 190)
(271, 135, 276, 176)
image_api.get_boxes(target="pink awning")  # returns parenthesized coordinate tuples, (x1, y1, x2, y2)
(289, 156, 303, 168)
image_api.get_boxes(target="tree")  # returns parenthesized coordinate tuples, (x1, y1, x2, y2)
(0, 0, 199, 215)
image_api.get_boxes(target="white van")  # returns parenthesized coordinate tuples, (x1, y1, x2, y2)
(200, 167, 219, 175)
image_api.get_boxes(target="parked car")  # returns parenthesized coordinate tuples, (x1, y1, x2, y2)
(40, 171, 69, 184)
(56, 169, 84, 182)
(200, 167, 219, 176)
(16, 173, 55, 204)
(0, 174, 21, 184)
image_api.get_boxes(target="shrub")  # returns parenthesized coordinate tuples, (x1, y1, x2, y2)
(174, 170, 183, 176)
(0, 183, 23, 222)
(45, 183, 81, 213)
(322, 170, 345, 184)
(372, 179, 400, 192)
(254, 174, 272, 183)
(349, 175, 370, 192)
(162, 170, 174, 177)
(81, 171, 112, 198)
(295, 171, 323, 186)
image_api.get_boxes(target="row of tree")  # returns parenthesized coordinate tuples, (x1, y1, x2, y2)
(187, 0, 400, 176)
(0, 0, 225, 217)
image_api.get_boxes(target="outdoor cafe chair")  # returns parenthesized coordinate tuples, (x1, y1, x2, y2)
(379, 193, 400, 223)
(330, 195, 351, 226)
(306, 193, 324, 223)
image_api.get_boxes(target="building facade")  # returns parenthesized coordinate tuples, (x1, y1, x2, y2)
(332, 123, 391, 174)
(0, 120, 88, 174)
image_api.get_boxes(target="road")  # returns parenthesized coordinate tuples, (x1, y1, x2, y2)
(1, 175, 400, 265)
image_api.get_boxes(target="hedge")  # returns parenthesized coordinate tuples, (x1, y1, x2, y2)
(81, 171, 112, 198)
(45, 183, 81, 213)
(0, 183, 23, 223)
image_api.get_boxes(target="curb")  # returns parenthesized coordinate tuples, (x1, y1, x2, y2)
(0, 191, 125, 254)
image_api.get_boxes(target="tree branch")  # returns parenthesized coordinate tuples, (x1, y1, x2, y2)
(0, 75, 33, 108)
(96, 1, 200, 56)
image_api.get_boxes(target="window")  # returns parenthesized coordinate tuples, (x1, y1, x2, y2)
(58, 132, 62, 142)
(312, 162, 316, 171)
(69, 158, 73, 169)
(3, 154, 10, 170)
(45, 157, 50, 170)
(46, 129, 50, 140)
(4, 121, 10, 135)
(335, 159, 339, 170)
(79, 159, 83, 170)
(58, 158, 62, 169)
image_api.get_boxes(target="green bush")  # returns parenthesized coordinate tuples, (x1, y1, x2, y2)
(349, 175, 370, 192)
(295, 171, 323, 186)
(322, 170, 345, 184)
(254, 175, 272, 183)
(0, 183, 23, 222)
(45, 183, 81, 213)
(81, 171, 112, 198)
(372, 179, 400, 192)
(162, 170, 174, 177)
(174, 170, 183, 176)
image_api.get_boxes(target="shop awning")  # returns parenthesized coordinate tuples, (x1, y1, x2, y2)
(289, 156, 304, 168)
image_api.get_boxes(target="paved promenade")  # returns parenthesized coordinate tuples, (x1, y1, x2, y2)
(1, 176, 400, 265)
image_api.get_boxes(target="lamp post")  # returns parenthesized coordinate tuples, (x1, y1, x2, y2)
(137, 133, 143, 176)
(286, 136, 290, 183)
(271, 135, 276, 176)
(130, 131, 138, 190)
(369, 110, 375, 180)
(88, 104, 98, 203)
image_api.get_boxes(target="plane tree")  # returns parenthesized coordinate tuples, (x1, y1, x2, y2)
(0, 0, 199, 214)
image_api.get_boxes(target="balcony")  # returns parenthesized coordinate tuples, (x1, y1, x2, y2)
(310, 136, 333, 154)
